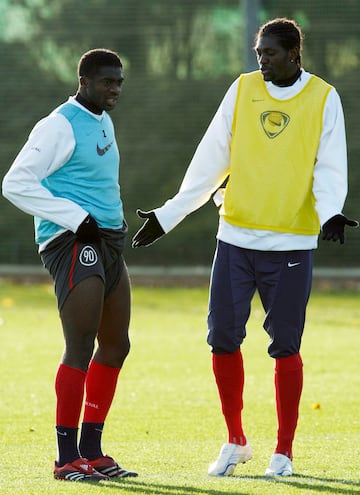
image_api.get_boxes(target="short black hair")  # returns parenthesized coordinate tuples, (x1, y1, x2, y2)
(255, 18, 303, 64)
(78, 48, 122, 78)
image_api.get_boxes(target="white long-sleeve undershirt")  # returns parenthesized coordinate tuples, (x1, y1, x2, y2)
(154, 70, 348, 251)
(2, 97, 105, 249)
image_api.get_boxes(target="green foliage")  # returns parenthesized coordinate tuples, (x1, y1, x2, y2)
(0, 282, 359, 494)
(0, 0, 359, 266)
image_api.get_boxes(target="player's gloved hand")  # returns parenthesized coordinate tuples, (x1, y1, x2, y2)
(132, 209, 165, 248)
(75, 214, 101, 243)
(322, 214, 359, 244)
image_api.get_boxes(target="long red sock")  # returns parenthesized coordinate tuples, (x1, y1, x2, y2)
(55, 363, 87, 427)
(212, 349, 246, 445)
(83, 359, 121, 423)
(274, 353, 303, 459)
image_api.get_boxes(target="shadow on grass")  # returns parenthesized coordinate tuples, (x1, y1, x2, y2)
(98, 474, 360, 495)
(243, 474, 360, 494)
(99, 478, 252, 495)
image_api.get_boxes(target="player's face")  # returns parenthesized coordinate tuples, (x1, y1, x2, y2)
(255, 35, 297, 83)
(81, 66, 124, 113)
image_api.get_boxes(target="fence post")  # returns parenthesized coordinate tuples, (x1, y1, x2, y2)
(242, 0, 261, 71)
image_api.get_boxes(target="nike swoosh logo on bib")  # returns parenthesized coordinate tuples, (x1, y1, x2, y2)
(97, 141, 113, 156)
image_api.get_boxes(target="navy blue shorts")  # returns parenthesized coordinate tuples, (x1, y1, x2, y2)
(40, 224, 128, 311)
(207, 240, 313, 358)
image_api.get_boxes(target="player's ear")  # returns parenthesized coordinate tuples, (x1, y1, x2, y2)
(79, 75, 89, 88)
(289, 47, 299, 64)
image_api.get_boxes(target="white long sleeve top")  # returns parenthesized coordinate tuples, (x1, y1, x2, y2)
(154, 70, 348, 251)
(2, 97, 110, 250)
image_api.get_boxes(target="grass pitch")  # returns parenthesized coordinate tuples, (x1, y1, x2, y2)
(0, 280, 359, 495)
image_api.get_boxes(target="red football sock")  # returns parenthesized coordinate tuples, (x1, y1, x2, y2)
(55, 363, 87, 427)
(274, 353, 303, 460)
(83, 359, 121, 423)
(212, 349, 246, 445)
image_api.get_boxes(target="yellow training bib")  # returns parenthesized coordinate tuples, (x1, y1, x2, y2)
(221, 71, 332, 235)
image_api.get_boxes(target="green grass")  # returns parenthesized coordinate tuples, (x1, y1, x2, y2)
(0, 280, 359, 495)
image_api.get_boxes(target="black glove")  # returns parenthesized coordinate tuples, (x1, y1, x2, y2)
(322, 214, 359, 244)
(132, 209, 165, 247)
(75, 214, 101, 243)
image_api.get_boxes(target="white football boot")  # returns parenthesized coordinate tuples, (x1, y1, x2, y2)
(265, 453, 293, 476)
(208, 442, 252, 476)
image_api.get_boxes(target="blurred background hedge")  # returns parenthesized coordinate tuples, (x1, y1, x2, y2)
(0, 0, 359, 267)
